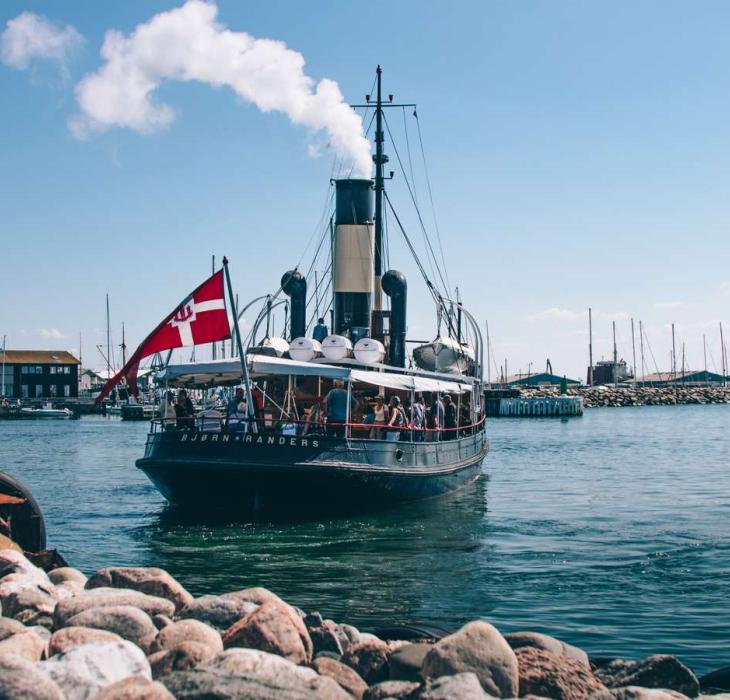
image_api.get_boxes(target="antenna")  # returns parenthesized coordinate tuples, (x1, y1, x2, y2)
(671, 323, 677, 379)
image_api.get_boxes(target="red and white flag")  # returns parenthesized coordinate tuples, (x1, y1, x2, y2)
(96, 270, 231, 402)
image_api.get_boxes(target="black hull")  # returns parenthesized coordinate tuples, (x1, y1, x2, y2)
(136, 429, 488, 517)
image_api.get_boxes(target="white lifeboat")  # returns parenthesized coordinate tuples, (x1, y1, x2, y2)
(413, 337, 475, 375)
(289, 337, 323, 362)
(321, 335, 353, 361)
(353, 338, 386, 365)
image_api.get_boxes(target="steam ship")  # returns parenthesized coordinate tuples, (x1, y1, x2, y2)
(136, 67, 489, 515)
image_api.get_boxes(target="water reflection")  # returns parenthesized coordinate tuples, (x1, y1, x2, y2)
(134, 476, 492, 630)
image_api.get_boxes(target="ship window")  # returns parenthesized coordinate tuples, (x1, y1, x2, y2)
(36, 384, 43, 397)
(36, 366, 43, 373)
(50, 367, 57, 374)
(64, 385, 71, 397)
(49, 385, 57, 397)
(21, 384, 29, 398)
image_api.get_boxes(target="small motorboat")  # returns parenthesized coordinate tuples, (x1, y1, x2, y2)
(20, 404, 73, 419)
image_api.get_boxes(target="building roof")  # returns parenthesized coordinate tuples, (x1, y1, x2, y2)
(505, 372, 580, 385)
(0, 350, 80, 365)
(638, 370, 725, 383)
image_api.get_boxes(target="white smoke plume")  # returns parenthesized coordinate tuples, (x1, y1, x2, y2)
(0, 11, 83, 70)
(70, 0, 372, 176)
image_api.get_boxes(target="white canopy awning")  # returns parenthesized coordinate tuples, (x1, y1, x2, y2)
(157, 354, 470, 393)
(350, 369, 469, 394)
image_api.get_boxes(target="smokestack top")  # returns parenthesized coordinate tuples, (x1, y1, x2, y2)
(335, 178, 374, 226)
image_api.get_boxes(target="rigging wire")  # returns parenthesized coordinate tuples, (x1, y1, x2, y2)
(413, 110, 452, 295)
(382, 112, 449, 298)
(402, 106, 418, 207)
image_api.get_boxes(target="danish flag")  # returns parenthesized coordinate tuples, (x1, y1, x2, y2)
(96, 270, 231, 402)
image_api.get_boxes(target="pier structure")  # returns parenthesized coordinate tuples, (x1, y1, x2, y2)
(498, 396, 584, 417)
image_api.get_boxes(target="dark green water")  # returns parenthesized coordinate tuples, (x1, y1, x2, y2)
(2, 405, 729, 673)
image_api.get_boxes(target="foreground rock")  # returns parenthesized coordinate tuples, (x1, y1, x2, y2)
(422, 621, 519, 697)
(363, 680, 420, 699)
(389, 643, 432, 681)
(90, 676, 175, 699)
(38, 640, 151, 700)
(594, 656, 700, 697)
(222, 598, 313, 664)
(0, 629, 47, 661)
(505, 631, 590, 669)
(176, 594, 258, 630)
(161, 649, 351, 698)
(515, 646, 606, 699)
(0, 658, 65, 700)
(148, 641, 218, 678)
(420, 672, 494, 699)
(149, 618, 223, 655)
(48, 627, 122, 656)
(65, 605, 157, 650)
(313, 656, 369, 698)
(86, 567, 193, 613)
(54, 588, 175, 627)
(342, 638, 392, 685)
(591, 687, 690, 699)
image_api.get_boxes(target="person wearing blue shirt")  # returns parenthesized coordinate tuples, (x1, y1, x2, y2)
(324, 380, 356, 437)
(313, 318, 328, 342)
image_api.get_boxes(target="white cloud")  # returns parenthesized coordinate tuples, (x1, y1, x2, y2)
(720, 281, 730, 296)
(69, 0, 372, 176)
(0, 11, 83, 70)
(36, 328, 67, 339)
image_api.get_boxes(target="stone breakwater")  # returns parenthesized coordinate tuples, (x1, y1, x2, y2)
(1, 551, 730, 699)
(517, 386, 730, 409)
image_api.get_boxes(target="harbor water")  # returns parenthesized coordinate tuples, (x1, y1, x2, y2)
(1, 405, 729, 673)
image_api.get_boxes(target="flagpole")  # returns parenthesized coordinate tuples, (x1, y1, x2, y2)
(223, 257, 257, 433)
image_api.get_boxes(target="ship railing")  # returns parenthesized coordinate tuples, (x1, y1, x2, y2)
(147, 415, 486, 442)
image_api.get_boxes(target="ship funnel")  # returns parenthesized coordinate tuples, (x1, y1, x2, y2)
(281, 270, 307, 341)
(382, 269, 407, 367)
(333, 179, 374, 341)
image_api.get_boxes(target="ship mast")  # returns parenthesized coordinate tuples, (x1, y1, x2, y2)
(373, 66, 388, 311)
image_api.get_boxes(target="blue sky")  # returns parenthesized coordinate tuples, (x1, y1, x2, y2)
(1, 0, 729, 378)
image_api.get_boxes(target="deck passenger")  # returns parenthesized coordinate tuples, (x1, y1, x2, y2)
(443, 394, 457, 440)
(174, 389, 195, 429)
(324, 380, 356, 438)
(371, 396, 388, 439)
(312, 318, 328, 343)
(385, 396, 407, 441)
(301, 399, 324, 436)
(410, 393, 425, 442)
(427, 392, 444, 442)
(160, 390, 176, 429)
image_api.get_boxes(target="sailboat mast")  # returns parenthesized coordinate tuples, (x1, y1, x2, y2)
(639, 320, 646, 385)
(106, 293, 111, 379)
(588, 307, 593, 386)
(631, 318, 637, 387)
(121, 323, 126, 367)
(373, 65, 386, 311)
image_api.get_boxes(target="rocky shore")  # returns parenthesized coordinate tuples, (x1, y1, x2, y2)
(1, 550, 729, 699)
(516, 386, 730, 409)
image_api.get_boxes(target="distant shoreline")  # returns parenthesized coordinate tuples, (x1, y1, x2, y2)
(517, 385, 730, 408)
